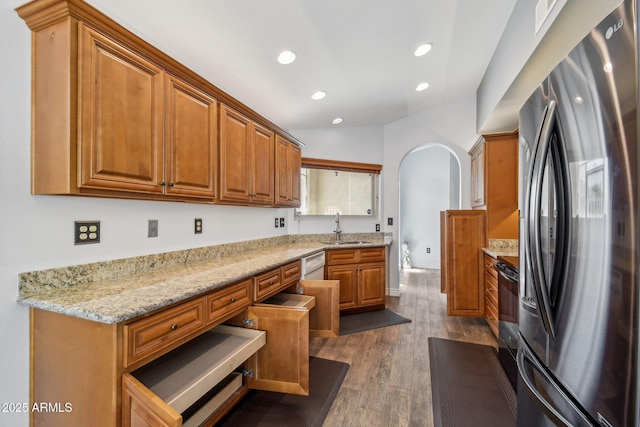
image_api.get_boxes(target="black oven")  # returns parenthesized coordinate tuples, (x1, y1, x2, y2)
(495, 256, 519, 390)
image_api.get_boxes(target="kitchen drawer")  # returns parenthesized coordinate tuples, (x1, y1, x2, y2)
(123, 325, 266, 426)
(358, 247, 385, 263)
(206, 278, 252, 325)
(282, 260, 302, 287)
(326, 249, 358, 265)
(254, 268, 282, 302)
(484, 255, 498, 281)
(485, 297, 499, 337)
(485, 276, 498, 308)
(124, 297, 206, 367)
(257, 292, 315, 310)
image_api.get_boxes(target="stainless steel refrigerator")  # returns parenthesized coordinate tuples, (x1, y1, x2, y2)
(517, 0, 638, 425)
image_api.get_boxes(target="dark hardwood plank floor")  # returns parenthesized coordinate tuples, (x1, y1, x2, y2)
(310, 268, 497, 427)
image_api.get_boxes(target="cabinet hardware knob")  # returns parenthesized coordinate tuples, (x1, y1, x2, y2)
(169, 182, 175, 187)
(269, 280, 274, 285)
(160, 181, 166, 186)
(170, 323, 178, 331)
(231, 297, 236, 302)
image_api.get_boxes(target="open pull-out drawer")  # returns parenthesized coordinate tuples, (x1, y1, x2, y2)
(297, 279, 340, 338)
(122, 325, 265, 427)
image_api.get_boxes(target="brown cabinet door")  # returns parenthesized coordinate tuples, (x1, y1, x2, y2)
(358, 263, 386, 307)
(245, 305, 310, 395)
(165, 76, 217, 199)
(275, 136, 302, 206)
(326, 265, 358, 310)
(78, 24, 164, 194)
(250, 123, 275, 204)
(122, 373, 181, 427)
(299, 279, 340, 338)
(445, 210, 486, 317)
(219, 104, 251, 202)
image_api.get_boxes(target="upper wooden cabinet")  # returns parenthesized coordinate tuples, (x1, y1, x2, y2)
(17, 0, 301, 206)
(219, 104, 275, 205)
(275, 136, 302, 207)
(165, 76, 218, 199)
(469, 131, 519, 239)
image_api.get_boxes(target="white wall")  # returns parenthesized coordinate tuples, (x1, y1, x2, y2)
(0, 3, 291, 425)
(383, 94, 478, 294)
(400, 146, 455, 269)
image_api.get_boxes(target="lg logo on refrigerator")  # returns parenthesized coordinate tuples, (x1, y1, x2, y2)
(606, 19, 624, 39)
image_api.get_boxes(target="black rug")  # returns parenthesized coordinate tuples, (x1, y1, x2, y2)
(219, 357, 349, 427)
(429, 338, 517, 427)
(339, 308, 411, 335)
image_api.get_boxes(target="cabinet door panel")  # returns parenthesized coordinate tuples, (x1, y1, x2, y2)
(288, 143, 301, 205)
(219, 105, 251, 201)
(122, 373, 181, 427)
(445, 210, 486, 317)
(251, 124, 275, 204)
(326, 265, 358, 310)
(166, 76, 217, 198)
(299, 279, 340, 338)
(274, 136, 290, 205)
(358, 264, 386, 307)
(79, 25, 164, 193)
(245, 305, 309, 395)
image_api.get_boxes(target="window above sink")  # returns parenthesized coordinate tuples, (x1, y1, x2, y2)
(295, 158, 382, 217)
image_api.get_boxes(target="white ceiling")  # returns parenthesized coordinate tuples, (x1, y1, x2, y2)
(86, 0, 518, 131)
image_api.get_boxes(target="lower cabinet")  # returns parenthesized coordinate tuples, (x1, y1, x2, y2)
(29, 264, 339, 427)
(484, 254, 499, 337)
(325, 247, 386, 313)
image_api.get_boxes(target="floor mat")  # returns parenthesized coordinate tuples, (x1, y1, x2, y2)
(429, 338, 517, 427)
(339, 308, 411, 335)
(219, 357, 349, 427)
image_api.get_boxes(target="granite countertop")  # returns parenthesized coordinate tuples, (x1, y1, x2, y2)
(18, 237, 389, 325)
(483, 238, 519, 259)
(482, 247, 519, 258)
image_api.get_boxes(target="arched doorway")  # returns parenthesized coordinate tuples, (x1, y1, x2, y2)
(398, 144, 461, 270)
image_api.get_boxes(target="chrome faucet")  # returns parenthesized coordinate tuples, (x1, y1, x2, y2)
(334, 212, 342, 241)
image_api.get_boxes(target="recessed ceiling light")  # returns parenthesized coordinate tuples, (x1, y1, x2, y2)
(311, 91, 326, 100)
(416, 82, 430, 92)
(414, 43, 433, 57)
(332, 117, 343, 125)
(277, 50, 296, 65)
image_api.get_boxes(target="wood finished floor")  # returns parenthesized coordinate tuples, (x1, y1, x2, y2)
(310, 268, 497, 427)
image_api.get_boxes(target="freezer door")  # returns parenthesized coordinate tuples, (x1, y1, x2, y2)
(526, 1, 638, 426)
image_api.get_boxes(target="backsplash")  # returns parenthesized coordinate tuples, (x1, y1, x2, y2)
(18, 232, 390, 297)
(488, 239, 519, 250)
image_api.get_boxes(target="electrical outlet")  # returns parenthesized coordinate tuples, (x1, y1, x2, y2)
(375, 224, 380, 232)
(75, 221, 100, 245)
(194, 218, 203, 234)
(279, 217, 285, 227)
(274, 218, 279, 228)
(426, 247, 431, 253)
(387, 217, 393, 226)
(148, 219, 158, 238)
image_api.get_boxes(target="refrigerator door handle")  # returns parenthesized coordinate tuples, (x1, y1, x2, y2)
(527, 99, 557, 339)
(518, 338, 595, 427)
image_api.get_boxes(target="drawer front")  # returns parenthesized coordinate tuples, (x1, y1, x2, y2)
(485, 297, 499, 337)
(206, 278, 252, 325)
(282, 260, 302, 286)
(125, 297, 206, 367)
(326, 249, 358, 265)
(254, 268, 282, 301)
(485, 274, 498, 308)
(358, 247, 385, 263)
(484, 255, 498, 280)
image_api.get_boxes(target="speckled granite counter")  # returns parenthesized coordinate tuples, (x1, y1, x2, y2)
(18, 233, 390, 324)
(482, 238, 519, 258)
